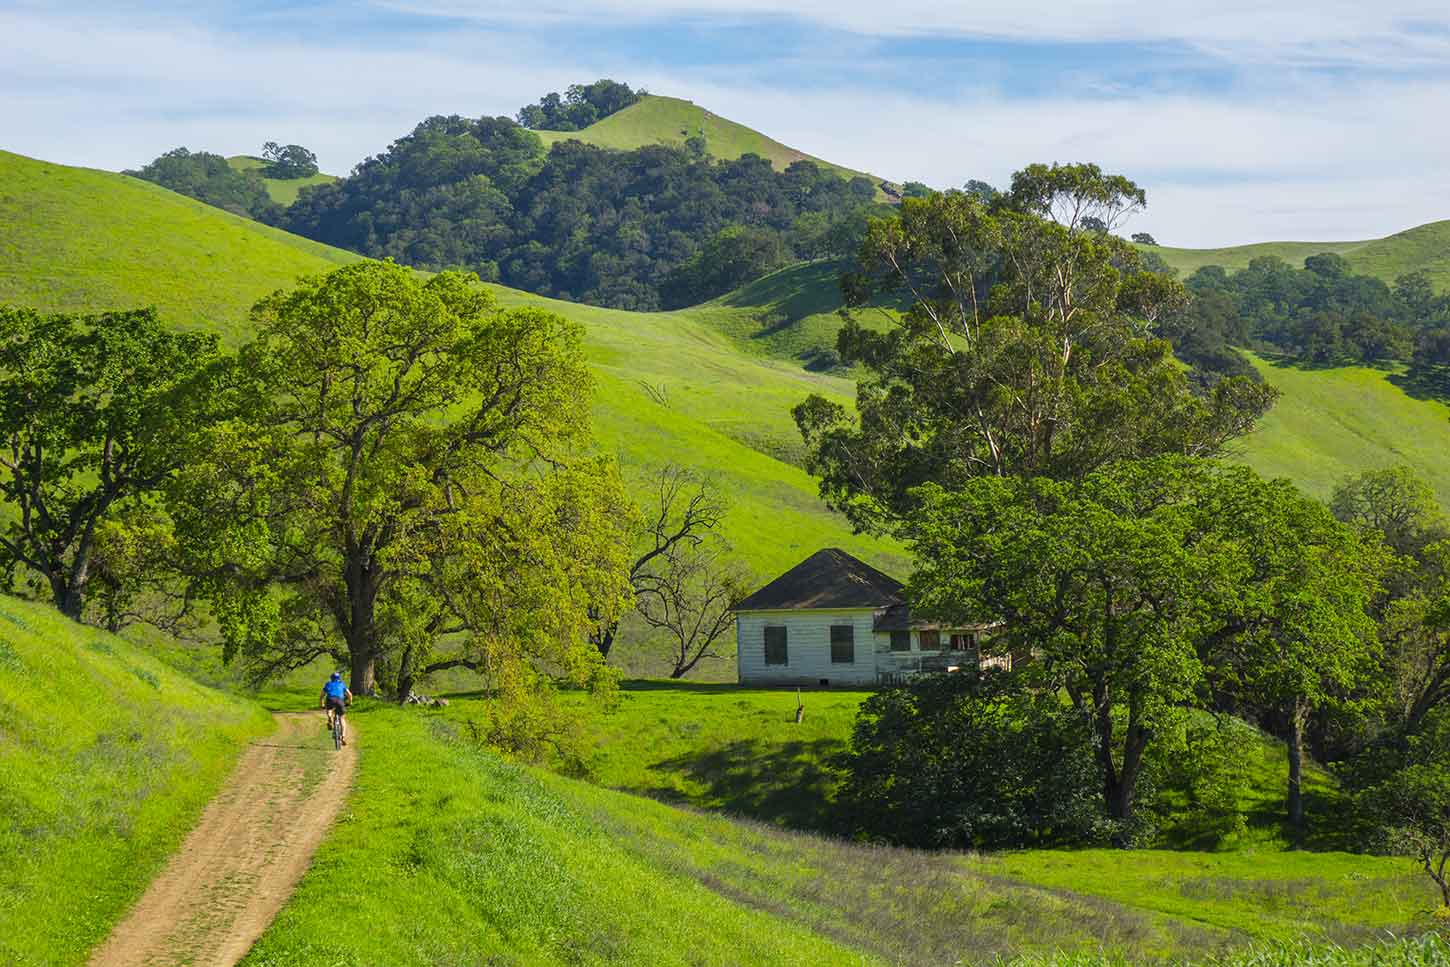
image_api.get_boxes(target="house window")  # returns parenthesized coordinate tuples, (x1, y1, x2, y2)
(764, 626, 788, 665)
(830, 625, 855, 664)
(919, 630, 940, 651)
(950, 633, 977, 652)
(889, 630, 911, 652)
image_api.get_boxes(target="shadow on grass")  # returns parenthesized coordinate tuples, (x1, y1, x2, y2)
(644, 736, 847, 832)
(1388, 365, 1450, 404)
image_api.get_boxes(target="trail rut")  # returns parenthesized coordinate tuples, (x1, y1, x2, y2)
(87, 712, 356, 967)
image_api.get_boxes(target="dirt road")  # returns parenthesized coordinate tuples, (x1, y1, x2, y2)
(87, 712, 356, 967)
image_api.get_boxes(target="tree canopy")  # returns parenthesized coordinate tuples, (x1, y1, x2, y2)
(0, 307, 223, 620)
(125, 148, 282, 222)
(795, 166, 1276, 533)
(168, 261, 635, 699)
(261, 141, 319, 178)
(515, 80, 642, 131)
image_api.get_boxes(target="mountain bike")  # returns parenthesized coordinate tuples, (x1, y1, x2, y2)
(331, 708, 346, 751)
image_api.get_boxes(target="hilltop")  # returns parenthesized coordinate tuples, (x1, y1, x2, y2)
(1147, 219, 1450, 290)
(226, 154, 337, 206)
(533, 93, 895, 196)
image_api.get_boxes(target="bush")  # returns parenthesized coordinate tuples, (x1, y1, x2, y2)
(838, 672, 1107, 849)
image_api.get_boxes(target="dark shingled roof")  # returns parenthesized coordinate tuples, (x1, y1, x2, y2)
(732, 548, 904, 612)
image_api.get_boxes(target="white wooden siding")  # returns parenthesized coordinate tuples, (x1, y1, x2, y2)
(735, 608, 879, 685)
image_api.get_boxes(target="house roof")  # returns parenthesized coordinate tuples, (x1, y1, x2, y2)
(732, 548, 904, 612)
(873, 602, 996, 633)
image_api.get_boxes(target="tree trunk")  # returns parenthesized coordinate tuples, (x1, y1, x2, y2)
(349, 645, 377, 696)
(51, 573, 84, 621)
(1286, 700, 1308, 834)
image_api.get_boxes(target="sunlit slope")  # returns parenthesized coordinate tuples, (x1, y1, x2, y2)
(533, 95, 893, 193)
(0, 595, 270, 967)
(226, 155, 338, 206)
(1147, 219, 1450, 289)
(1235, 354, 1450, 506)
(0, 150, 360, 340)
(0, 151, 899, 575)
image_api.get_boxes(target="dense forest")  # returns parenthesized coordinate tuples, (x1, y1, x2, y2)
(1159, 254, 1450, 381)
(281, 114, 884, 309)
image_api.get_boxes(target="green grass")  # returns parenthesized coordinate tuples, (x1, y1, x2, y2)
(0, 150, 360, 338)
(1144, 219, 1450, 290)
(533, 95, 894, 197)
(0, 595, 271, 967)
(1236, 354, 1450, 508)
(242, 702, 1441, 966)
(226, 155, 338, 207)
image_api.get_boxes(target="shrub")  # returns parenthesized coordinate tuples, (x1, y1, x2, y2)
(837, 672, 1107, 849)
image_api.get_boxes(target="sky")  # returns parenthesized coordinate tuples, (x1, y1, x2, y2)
(2, 0, 1447, 247)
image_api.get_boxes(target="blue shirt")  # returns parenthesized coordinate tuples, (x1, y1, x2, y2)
(323, 680, 347, 700)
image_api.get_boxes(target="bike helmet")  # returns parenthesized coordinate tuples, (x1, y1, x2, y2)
(330, 671, 342, 681)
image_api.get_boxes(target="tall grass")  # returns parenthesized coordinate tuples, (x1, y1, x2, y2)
(0, 595, 270, 966)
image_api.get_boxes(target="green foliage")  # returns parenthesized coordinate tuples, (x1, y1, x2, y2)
(0, 594, 268, 966)
(0, 305, 224, 618)
(125, 147, 282, 222)
(170, 262, 635, 706)
(798, 171, 1275, 532)
(259, 141, 318, 179)
(1179, 255, 1444, 368)
(659, 224, 790, 308)
(839, 672, 1106, 848)
(283, 116, 880, 310)
(515, 79, 642, 131)
(1354, 707, 1450, 907)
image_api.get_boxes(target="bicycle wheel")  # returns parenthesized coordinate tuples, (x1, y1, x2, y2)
(333, 714, 343, 751)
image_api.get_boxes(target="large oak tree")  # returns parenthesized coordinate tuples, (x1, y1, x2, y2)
(171, 261, 634, 696)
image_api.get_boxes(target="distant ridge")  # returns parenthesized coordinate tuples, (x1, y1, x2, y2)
(1145, 219, 1450, 290)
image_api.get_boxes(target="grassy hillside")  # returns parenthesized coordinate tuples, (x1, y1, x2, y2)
(0, 595, 270, 967)
(1146, 219, 1450, 289)
(1236, 354, 1450, 507)
(533, 95, 893, 195)
(240, 700, 1438, 966)
(0, 150, 359, 337)
(226, 155, 337, 206)
(0, 150, 900, 585)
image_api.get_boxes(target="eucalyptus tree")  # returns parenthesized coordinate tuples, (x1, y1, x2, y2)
(794, 163, 1276, 533)
(171, 261, 635, 696)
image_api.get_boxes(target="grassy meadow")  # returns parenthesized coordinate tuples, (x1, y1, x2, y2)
(532, 94, 889, 191)
(237, 698, 1442, 966)
(226, 154, 338, 206)
(0, 595, 271, 967)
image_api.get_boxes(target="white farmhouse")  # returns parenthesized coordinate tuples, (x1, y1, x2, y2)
(732, 548, 998, 687)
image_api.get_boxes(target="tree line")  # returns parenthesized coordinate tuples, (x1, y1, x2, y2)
(1160, 254, 1450, 380)
(800, 165, 1450, 903)
(125, 83, 887, 311)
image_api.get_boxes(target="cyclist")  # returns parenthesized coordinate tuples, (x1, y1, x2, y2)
(320, 672, 353, 745)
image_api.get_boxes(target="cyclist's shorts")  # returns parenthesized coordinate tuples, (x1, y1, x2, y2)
(325, 697, 346, 716)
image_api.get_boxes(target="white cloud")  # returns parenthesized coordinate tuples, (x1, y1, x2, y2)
(1, 6, 1447, 246)
(379, 0, 1450, 68)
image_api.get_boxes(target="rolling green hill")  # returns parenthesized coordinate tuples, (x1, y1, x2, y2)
(226, 154, 337, 206)
(0, 150, 900, 582)
(0, 595, 270, 966)
(1147, 219, 1450, 289)
(533, 94, 895, 196)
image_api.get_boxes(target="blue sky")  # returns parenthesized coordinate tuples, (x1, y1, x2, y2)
(3, 0, 1448, 246)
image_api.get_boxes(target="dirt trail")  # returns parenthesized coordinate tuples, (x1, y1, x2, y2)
(88, 712, 356, 967)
